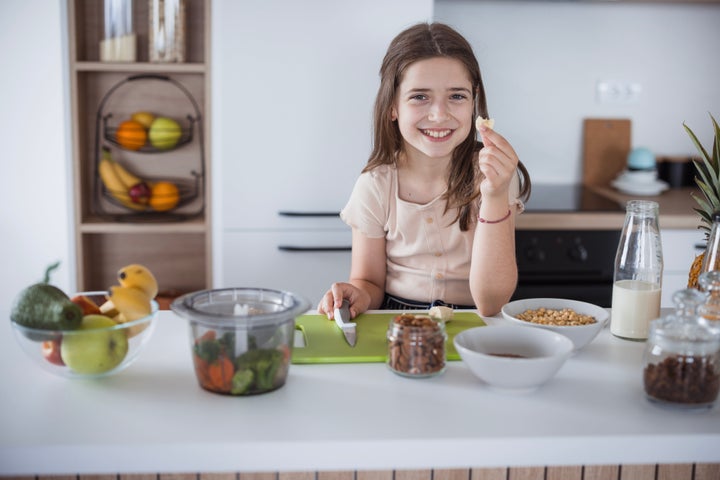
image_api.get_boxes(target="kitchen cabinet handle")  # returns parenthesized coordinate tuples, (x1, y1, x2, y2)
(278, 246, 351, 252)
(278, 211, 340, 217)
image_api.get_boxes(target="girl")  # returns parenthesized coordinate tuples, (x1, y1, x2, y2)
(318, 22, 531, 318)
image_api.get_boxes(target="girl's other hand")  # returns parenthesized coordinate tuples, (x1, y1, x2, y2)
(477, 125, 520, 198)
(317, 282, 370, 319)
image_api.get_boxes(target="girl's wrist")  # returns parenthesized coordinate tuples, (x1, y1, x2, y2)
(478, 208, 511, 224)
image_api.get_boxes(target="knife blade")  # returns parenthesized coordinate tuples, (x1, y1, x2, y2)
(334, 299, 357, 347)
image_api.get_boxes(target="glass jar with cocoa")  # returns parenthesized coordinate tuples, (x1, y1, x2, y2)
(643, 289, 720, 410)
(387, 314, 446, 378)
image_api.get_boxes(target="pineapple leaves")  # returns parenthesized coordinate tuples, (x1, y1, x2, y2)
(686, 113, 720, 236)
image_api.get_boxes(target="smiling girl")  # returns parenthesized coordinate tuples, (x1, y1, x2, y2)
(318, 22, 531, 318)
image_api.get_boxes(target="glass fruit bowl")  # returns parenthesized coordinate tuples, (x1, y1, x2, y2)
(11, 291, 158, 379)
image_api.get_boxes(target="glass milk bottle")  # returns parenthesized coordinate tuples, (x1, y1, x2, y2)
(611, 200, 663, 340)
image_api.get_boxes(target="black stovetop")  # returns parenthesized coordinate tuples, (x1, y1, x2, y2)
(524, 184, 623, 213)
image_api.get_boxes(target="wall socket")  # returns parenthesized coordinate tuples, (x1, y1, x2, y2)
(596, 81, 642, 104)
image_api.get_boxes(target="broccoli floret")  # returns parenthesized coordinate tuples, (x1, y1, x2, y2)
(234, 348, 285, 392)
(231, 369, 255, 395)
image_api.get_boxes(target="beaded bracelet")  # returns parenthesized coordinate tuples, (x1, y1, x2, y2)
(478, 209, 511, 224)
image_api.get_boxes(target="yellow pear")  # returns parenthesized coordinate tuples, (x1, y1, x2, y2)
(131, 111, 155, 129)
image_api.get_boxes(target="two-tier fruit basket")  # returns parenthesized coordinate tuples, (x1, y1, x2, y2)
(93, 74, 205, 221)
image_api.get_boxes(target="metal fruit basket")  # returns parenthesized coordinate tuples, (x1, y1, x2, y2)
(92, 74, 205, 221)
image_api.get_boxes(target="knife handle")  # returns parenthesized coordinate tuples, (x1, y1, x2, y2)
(334, 300, 355, 327)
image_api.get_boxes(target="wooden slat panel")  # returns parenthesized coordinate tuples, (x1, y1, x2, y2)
(121, 475, 160, 480)
(316, 472, 353, 480)
(200, 474, 237, 480)
(79, 476, 120, 480)
(395, 470, 432, 480)
(658, 463, 693, 480)
(695, 463, 720, 480)
(470, 467, 508, 480)
(434, 468, 471, 480)
(5, 477, 37, 480)
(546, 465, 582, 480)
(508, 467, 545, 480)
(584, 465, 619, 480)
(620, 464, 655, 480)
(280, 472, 315, 480)
(37, 477, 77, 480)
(238, 474, 275, 480)
(159, 475, 198, 480)
(357, 470, 393, 480)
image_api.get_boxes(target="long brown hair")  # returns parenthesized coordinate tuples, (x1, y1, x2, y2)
(365, 22, 531, 231)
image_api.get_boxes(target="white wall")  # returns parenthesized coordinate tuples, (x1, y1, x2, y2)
(0, 0, 73, 310)
(435, 0, 720, 184)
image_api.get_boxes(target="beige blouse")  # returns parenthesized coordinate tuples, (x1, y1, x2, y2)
(340, 164, 524, 306)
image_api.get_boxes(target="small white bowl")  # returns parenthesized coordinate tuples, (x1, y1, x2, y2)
(454, 326, 573, 392)
(501, 298, 609, 351)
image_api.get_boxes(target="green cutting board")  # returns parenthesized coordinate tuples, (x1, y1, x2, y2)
(292, 312, 486, 364)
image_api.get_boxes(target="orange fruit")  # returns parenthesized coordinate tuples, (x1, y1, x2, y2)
(149, 181, 180, 212)
(116, 120, 148, 150)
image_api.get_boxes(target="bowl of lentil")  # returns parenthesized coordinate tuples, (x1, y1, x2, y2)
(454, 326, 573, 392)
(501, 298, 609, 351)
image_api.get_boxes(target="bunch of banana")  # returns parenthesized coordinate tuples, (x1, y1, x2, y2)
(98, 146, 151, 211)
(100, 264, 159, 338)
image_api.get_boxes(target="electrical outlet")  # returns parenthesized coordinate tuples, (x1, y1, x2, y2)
(596, 81, 642, 104)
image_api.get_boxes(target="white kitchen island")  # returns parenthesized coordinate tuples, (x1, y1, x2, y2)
(0, 309, 718, 477)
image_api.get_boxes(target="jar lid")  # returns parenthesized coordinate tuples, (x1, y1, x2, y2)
(170, 287, 310, 329)
(649, 315, 720, 353)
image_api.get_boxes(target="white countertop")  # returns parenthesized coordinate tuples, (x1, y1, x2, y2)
(1, 309, 718, 476)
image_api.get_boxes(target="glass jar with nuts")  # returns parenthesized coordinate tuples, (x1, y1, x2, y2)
(387, 314, 446, 378)
(643, 289, 720, 410)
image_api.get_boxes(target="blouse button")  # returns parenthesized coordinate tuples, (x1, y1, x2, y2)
(426, 217, 433, 224)
(434, 252, 442, 257)
(435, 273, 444, 280)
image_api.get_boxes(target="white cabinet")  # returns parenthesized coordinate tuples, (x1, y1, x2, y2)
(222, 230, 351, 306)
(212, 0, 433, 299)
(660, 228, 705, 306)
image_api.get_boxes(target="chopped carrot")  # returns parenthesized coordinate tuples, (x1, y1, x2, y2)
(207, 353, 235, 392)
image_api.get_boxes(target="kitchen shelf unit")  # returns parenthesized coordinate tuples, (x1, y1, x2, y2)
(67, 0, 212, 297)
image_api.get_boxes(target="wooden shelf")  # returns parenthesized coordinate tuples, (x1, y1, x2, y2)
(67, 0, 211, 295)
(74, 61, 207, 73)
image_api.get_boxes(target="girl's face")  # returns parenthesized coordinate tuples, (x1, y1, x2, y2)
(392, 57, 474, 163)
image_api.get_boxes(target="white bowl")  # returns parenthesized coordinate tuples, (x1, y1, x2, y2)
(454, 326, 573, 392)
(501, 298, 609, 351)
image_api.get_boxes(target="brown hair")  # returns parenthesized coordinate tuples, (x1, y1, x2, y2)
(365, 22, 531, 231)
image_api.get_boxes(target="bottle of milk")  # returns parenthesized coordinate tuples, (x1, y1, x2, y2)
(611, 200, 663, 340)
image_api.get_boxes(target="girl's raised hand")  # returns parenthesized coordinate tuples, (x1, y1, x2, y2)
(477, 124, 519, 198)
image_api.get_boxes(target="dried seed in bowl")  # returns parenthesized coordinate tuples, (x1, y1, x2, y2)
(516, 307, 597, 326)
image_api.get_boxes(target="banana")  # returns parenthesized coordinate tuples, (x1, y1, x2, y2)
(109, 285, 152, 321)
(108, 285, 152, 338)
(98, 147, 145, 211)
(111, 155, 143, 190)
(117, 264, 159, 299)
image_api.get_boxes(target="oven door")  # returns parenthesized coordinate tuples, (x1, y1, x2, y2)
(512, 230, 621, 307)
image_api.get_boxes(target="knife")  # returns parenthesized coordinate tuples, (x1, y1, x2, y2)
(334, 299, 357, 347)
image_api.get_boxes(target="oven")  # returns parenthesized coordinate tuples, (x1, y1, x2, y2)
(512, 185, 624, 307)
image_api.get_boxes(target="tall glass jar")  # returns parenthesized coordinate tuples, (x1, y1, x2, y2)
(700, 212, 720, 275)
(387, 314, 446, 377)
(149, 0, 187, 63)
(698, 270, 720, 322)
(643, 289, 720, 410)
(611, 200, 663, 340)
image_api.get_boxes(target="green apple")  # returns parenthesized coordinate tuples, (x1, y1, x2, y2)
(148, 117, 182, 150)
(60, 315, 129, 374)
